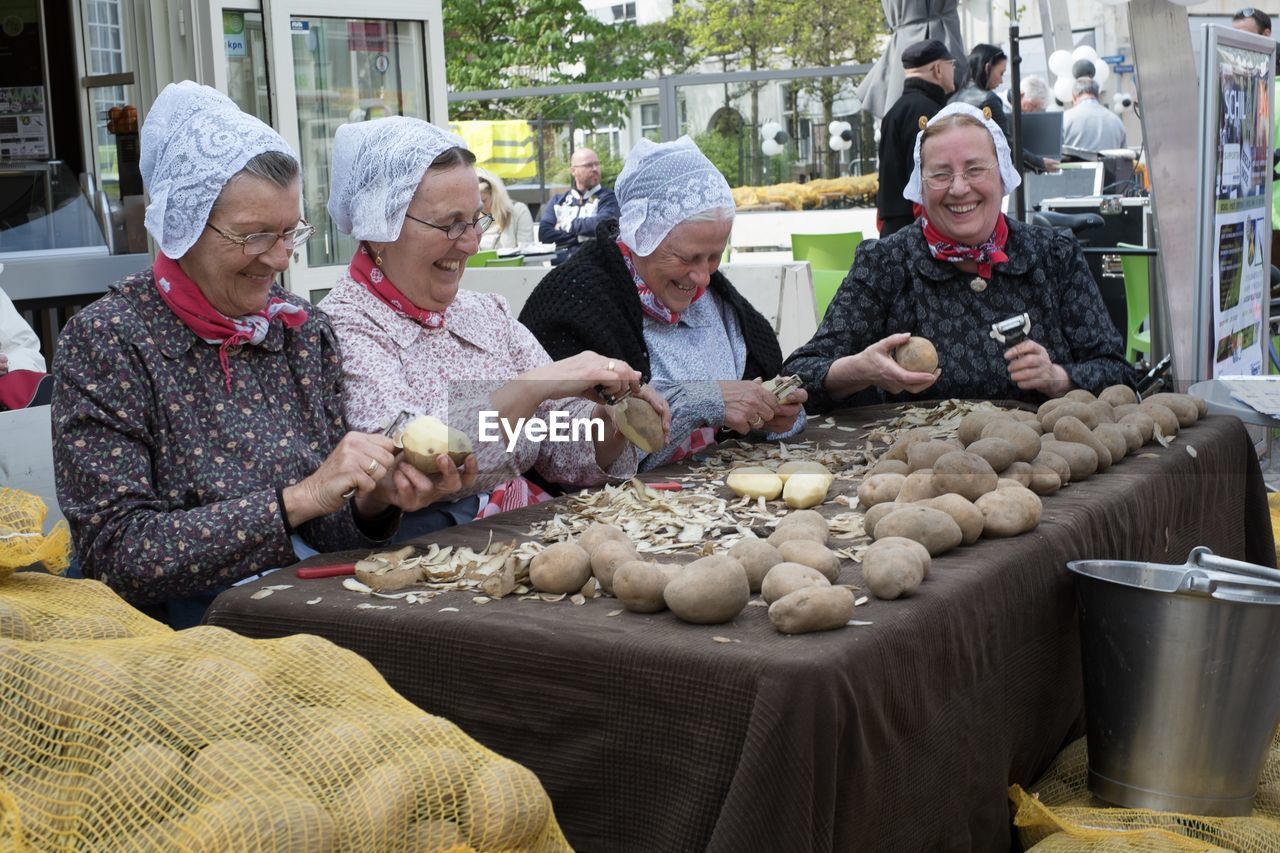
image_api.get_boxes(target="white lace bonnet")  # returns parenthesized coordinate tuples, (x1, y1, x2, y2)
(327, 116, 468, 243)
(903, 102, 1021, 204)
(140, 81, 298, 259)
(615, 135, 735, 256)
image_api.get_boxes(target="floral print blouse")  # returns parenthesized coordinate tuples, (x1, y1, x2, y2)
(52, 271, 379, 606)
(784, 219, 1136, 412)
(319, 274, 635, 496)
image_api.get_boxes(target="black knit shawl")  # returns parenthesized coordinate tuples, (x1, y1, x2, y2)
(518, 220, 783, 384)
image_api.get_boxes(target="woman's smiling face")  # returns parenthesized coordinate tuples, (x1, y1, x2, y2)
(919, 124, 1002, 246)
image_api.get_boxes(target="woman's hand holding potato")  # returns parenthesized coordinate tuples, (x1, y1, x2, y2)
(718, 379, 782, 434)
(826, 332, 940, 398)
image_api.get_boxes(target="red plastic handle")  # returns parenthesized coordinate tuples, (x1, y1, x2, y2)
(645, 481, 685, 491)
(295, 563, 356, 579)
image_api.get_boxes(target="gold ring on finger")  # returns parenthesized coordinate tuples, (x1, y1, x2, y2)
(365, 458, 379, 476)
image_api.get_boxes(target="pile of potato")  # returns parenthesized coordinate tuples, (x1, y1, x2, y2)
(724, 460, 835, 509)
(534, 516, 854, 635)
(853, 386, 1205, 600)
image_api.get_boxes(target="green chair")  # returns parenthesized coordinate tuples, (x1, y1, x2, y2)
(466, 250, 498, 268)
(811, 268, 847, 325)
(1116, 242, 1151, 363)
(791, 231, 862, 271)
(485, 256, 524, 267)
(722, 242, 732, 264)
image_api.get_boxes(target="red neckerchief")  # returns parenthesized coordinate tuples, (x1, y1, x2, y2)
(920, 213, 1010, 280)
(350, 244, 446, 329)
(616, 240, 705, 324)
(152, 253, 307, 392)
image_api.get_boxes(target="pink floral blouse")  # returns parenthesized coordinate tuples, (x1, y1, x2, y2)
(320, 273, 635, 495)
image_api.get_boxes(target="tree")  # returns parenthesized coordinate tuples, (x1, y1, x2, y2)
(779, 0, 888, 178)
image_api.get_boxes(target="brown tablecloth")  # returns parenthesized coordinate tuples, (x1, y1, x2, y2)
(205, 408, 1274, 853)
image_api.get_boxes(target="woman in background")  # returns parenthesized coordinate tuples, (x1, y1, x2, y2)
(477, 167, 534, 251)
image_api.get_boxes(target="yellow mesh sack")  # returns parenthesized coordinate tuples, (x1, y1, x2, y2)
(0, 489, 70, 578)
(1268, 492, 1280, 553)
(1010, 734, 1280, 852)
(1, 576, 569, 852)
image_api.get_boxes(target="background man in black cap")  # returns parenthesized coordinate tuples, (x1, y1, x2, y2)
(875, 39, 957, 237)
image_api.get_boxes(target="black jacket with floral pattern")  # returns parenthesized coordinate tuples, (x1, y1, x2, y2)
(784, 218, 1137, 413)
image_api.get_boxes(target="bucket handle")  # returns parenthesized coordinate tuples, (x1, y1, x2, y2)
(1188, 546, 1280, 585)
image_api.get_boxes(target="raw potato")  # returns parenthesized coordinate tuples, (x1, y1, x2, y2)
(769, 586, 856, 634)
(976, 485, 1042, 536)
(399, 415, 473, 475)
(726, 466, 783, 500)
(1092, 423, 1129, 463)
(932, 451, 999, 501)
(768, 524, 826, 548)
(1006, 410, 1045, 434)
(1138, 402, 1179, 437)
(1114, 420, 1144, 453)
(857, 473, 905, 508)
(869, 458, 910, 477)
(1118, 411, 1155, 445)
(1146, 393, 1200, 427)
(965, 437, 1016, 473)
(778, 459, 834, 484)
(729, 538, 784, 592)
(981, 420, 1041, 463)
(958, 411, 1005, 446)
(1027, 464, 1062, 495)
(1040, 401, 1099, 431)
(613, 560, 674, 612)
(590, 540, 639, 594)
(776, 509, 830, 541)
(1099, 384, 1139, 407)
(1002, 461, 1034, 487)
(354, 546, 420, 592)
(883, 427, 936, 462)
(861, 543, 926, 599)
(784, 473, 830, 509)
(1037, 398, 1069, 418)
(922, 494, 983, 545)
(761, 561, 831, 604)
(530, 542, 593, 594)
(1033, 450, 1072, 485)
(777, 540, 841, 582)
(873, 536, 933, 576)
(873, 505, 964, 556)
(895, 469, 938, 503)
(663, 556, 750, 623)
(578, 522, 630, 556)
(1064, 389, 1097, 403)
(1053, 416, 1113, 471)
(614, 395, 665, 452)
(336, 762, 417, 850)
(1111, 403, 1140, 419)
(895, 336, 938, 373)
(862, 502, 898, 539)
(908, 439, 964, 472)
(1087, 400, 1116, 424)
(1040, 439, 1098, 481)
(464, 761, 552, 851)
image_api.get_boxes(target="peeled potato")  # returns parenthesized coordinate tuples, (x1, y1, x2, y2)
(400, 415, 473, 474)
(615, 396, 665, 452)
(895, 336, 938, 373)
(777, 460, 833, 484)
(783, 473, 830, 508)
(726, 466, 783, 500)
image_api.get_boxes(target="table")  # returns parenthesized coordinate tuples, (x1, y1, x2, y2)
(205, 407, 1274, 853)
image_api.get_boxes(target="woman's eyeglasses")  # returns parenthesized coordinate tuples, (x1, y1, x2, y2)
(404, 212, 494, 240)
(922, 164, 996, 191)
(207, 220, 315, 255)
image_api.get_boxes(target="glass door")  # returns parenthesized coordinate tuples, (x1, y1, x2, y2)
(266, 0, 447, 299)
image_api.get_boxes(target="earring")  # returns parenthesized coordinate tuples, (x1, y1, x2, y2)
(374, 252, 383, 267)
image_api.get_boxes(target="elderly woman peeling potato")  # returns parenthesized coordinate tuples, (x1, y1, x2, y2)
(319, 117, 670, 538)
(51, 83, 460, 628)
(520, 136, 806, 471)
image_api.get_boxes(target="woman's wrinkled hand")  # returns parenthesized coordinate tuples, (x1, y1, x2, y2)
(840, 332, 939, 395)
(358, 452, 479, 516)
(537, 350, 644, 403)
(1004, 339, 1071, 395)
(763, 386, 808, 433)
(719, 379, 782, 434)
(285, 431, 399, 523)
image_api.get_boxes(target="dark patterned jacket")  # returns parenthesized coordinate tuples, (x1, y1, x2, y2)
(52, 271, 382, 607)
(877, 78, 950, 222)
(517, 220, 783, 382)
(784, 218, 1137, 412)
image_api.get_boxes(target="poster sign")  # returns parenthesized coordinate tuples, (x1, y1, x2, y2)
(0, 86, 49, 159)
(1195, 27, 1274, 379)
(223, 12, 246, 58)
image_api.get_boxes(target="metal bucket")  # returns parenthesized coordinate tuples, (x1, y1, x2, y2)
(1067, 547, 1280, 816)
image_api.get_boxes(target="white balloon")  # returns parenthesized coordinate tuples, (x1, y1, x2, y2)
(829, 135, 851, 152)
(1048, 49, 1074, 78)
(1094, 61, 1111, 86)
(1054, 75, 1075, 105)
(761, 121, 781, 140)
(762, 139, 783, 156)
(1072, 45, 1100, 65)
